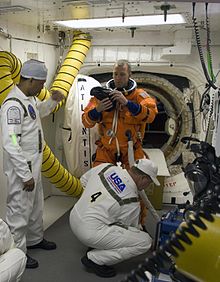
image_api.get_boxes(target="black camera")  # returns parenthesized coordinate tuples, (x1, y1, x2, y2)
(90, 86, 116, 112)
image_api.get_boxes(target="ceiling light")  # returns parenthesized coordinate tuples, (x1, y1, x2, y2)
(55, 14, 185, 29)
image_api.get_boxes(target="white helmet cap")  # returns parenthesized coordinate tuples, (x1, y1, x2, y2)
(20, 59, 48, 80)
(134, 159, 160, 186)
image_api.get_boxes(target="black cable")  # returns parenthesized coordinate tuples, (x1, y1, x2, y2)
(199, 85, 211, 113)
(192, 2, 217, 90)
(205, 3, 215, 83)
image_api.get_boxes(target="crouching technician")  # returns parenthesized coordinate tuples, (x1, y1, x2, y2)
(69, 158, 160, 278)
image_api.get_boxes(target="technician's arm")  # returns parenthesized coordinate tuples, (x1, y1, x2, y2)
(36, 89, 65, 118)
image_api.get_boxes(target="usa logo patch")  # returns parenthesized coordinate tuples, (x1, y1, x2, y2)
(106, 172, 126, 194)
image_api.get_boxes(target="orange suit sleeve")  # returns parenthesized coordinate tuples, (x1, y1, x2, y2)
(131, 90, 158, 124)
(82, 97, 100, 128)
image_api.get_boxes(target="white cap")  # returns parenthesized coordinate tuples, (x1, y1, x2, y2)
(20, 59, 48, 80)
(134, 159, 160, 186)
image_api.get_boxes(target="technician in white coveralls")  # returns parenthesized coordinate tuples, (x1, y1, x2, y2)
(0, 59, 64, 269)
(0, 219, 26, 282)
(69, 158, 160, 278)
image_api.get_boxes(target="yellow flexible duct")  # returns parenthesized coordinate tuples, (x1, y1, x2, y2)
(37, 31, 91, 113)
(0, 51, 21, 105)
(42, 144, 82, 197)
(0, 31, 91, 197)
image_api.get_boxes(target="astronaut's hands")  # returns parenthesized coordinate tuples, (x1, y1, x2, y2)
(23, 177, 35, 192)
(51, 90, 65, 102)
(96, 98, 113, 112)
(110, 90, 128, 106)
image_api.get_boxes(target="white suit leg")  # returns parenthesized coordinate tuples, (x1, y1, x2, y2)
(26, 163, 44, 246)
(5, 170, 32, 253)
(70, 209, 152, 266)
(88, 225, 152, 265)
(0, 248, 26, 282)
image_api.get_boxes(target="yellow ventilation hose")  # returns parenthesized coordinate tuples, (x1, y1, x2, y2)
(0, 51, 21, 104)
(0, 31, 91, 197)
(42, 145, 82, 196)
(37, 31, 91, 112)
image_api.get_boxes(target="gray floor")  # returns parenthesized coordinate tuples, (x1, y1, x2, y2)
(21, 209, 152, 282)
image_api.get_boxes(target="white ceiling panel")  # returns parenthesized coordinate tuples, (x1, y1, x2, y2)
(0, 0, 219, 33)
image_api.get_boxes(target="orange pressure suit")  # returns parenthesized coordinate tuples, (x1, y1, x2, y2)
(82, 79, 158, 168)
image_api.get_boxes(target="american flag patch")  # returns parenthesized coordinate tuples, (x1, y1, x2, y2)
(139, 92, 150, 98)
